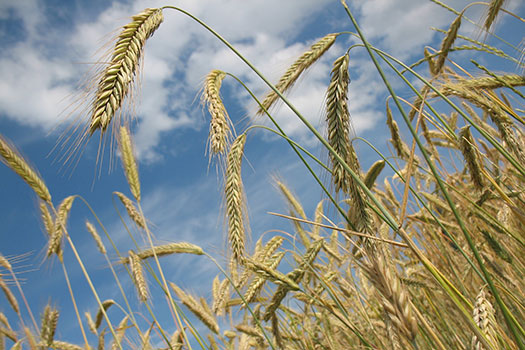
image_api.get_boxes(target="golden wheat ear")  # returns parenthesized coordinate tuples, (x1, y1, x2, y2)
(257, 33, 338, 115)
(90, 8, 163, 135)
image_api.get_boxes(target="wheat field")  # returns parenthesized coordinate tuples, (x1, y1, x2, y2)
(0, 1, 524, 349)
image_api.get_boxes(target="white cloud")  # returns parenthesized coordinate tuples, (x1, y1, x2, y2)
(2, 0, 520, 160)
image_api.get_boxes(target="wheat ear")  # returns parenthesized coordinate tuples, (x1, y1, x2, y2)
(111, 316, 128, 350)
(95, 299, 115, 330)
(257, 33, 338, 114)
(0, 136, 51, 203)
(434, 10, 464, 74)
(47, 196, 75, 260)
(43, 340, 83, 350)
(85, 221, 107, 255)
(119, 242, 204, 264)
(119, 126, 140, 202)
(0, 279, 19, 314)
(483, 0, 507, 32)
(128, 250, 148, 302)
(40, 305, 59, 347)
(170, 282, 219, 334)
(115, 191, 146, 229)
(459, 126, 485, 191)
(326, 53, 353, 193)
(471, 288, 499, 350)
(90, 8, 163, 134)
(203, 70, 232, 156)
(225, 134, 247, 265)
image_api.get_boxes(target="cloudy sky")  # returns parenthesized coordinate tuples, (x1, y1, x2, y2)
(0, 0, 522, 347)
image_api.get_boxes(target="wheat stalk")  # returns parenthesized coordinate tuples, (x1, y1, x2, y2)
(225, 134, 247, 265)
(0, 136, 51, 203)
(258, 33, 338, 114)
(119, 126, 141, 202)
(90, 8, 163, 134)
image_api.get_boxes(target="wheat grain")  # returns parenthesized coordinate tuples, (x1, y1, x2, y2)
(90, 8, 163, 134)
(86, 221, 107, 255)
(169, 330, 183, 350)
(203, 70, 232, 156)
(119, 126, 141, 202)
(115, 191, 146, 229)
(0, 136, 51, 203)
(129, 250, 148, 302)
(258, 33, 338, 114)
(225, 134, 247, 265)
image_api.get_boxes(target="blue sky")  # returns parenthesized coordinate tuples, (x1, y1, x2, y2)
(0, 0, 523, 347)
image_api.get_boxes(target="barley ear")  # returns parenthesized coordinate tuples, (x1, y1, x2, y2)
(90, 8, 163, 134)
(203, 70, 232, 157)
(0, 136, 51, 203)
(119, 126, 141, 202)
(225, 134, 248, 265)
(258, 33, 338, 114)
